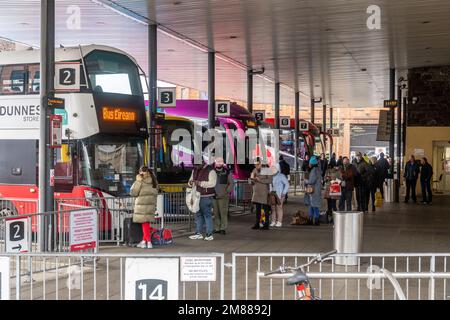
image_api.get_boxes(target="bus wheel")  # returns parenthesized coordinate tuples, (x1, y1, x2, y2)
(0, 201, 18, 240)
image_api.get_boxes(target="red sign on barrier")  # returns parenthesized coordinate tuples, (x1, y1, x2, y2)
(69, 209, 98, 252)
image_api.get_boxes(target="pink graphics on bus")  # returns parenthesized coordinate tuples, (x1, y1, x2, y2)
(157, 99, 275, 179)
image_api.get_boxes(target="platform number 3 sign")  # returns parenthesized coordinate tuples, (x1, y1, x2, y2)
(158, 88, 177, 107)
(215, 100, 231, 117)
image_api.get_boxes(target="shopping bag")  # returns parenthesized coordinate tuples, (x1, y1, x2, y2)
(329, 181, 342, 197)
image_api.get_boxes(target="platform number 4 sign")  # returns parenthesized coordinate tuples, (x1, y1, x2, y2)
(215, 100, 231, 117)
(136, 279, 167, 300)
(158, 88, 177, 107)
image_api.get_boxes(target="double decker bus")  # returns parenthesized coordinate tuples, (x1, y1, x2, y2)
(0, 45, 148, 220)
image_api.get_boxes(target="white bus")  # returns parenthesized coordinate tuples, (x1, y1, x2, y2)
(0, 45, 148, 228)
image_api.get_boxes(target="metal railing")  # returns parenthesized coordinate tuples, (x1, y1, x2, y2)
(0, 198, 39, 216)
(1, 252, 225, 300)
(229, 180, 253, 215)
(232, 253, 450, 300)
(289, 171, 306, 195)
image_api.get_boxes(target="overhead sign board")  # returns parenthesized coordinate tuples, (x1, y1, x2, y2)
(55, 62, 80, 92)
(180, 257, 217, 282)
(0, 257, 10, 300)
(215, 100, 231, 117)
(125, 258, 179, 300)
(280, 117, 291, 128)
(69, 209, 98, 252)
(158, 88, 177, 108)
(47, 97, 65, 109)
(299, 121, 309, 132)
(383, 100, 398, 108)
(253, 110, 265, 122)
(5, 217, 30, 253)
(376, 110, 392, 141)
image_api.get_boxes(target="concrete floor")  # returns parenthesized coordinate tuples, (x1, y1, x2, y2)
(104, 194, 450, 255)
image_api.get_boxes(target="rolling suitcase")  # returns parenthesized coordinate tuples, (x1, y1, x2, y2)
(123, 217, 143, 247)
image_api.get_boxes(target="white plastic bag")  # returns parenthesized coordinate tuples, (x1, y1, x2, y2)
(186, 185, 201, 213)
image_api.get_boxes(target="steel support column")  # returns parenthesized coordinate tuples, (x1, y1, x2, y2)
(247, 70, 253, 114)
(294, 92, 300, 170)
(396, 85, 402, 202)
(39, 0, 55, 251)
(403, 96, 407, 156)
(330, 107, 333, 129)
(310, 99, 315, 124)
(274, 83, 280, 129)
(208, 51, 215, 130)
(323, 105, 327, 132)
(148, 24, 157, 170)
(389, 68, 397, 202)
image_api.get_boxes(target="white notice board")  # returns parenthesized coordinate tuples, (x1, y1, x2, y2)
(180, 257, 217, 282)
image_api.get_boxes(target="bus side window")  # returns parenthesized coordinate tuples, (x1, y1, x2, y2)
(28, 64, 40, 94)
(0, 65, 26, 94)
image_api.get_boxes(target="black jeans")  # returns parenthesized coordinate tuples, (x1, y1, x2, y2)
(405, 179, 418, 202)
(339, 189, 353, 211)
(366, 187, 376, 210)
(355, 185, 368, 211)
(421, 180, 432, 203)
(327, 198, 337, 214)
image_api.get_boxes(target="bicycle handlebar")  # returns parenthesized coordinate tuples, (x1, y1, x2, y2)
(264, 250, 337, 276)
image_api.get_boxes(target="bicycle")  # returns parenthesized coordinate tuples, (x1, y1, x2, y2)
(264, 250, 337, 300)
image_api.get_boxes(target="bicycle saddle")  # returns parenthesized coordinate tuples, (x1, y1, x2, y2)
(287, 271, 309, 285)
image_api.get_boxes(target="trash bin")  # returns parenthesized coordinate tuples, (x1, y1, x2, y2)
(384, 179, 394, 203)
(333, 211, 364, 266)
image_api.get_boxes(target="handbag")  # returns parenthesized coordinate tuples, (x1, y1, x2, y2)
(305, 185, 315, 194)
(186, 185, 201, 213)
(267, 191, 281, 206)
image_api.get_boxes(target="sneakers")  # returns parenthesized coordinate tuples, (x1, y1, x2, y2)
(136, 241, 147, 249)
(189, 233, 204, 240)
(147, 242, 153, 249)
(270, 221, 277, 227)
(275, 222, 282, 228)
(204, 234, 214, 241)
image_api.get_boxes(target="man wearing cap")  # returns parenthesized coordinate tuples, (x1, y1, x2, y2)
(213, 157, 233, 235)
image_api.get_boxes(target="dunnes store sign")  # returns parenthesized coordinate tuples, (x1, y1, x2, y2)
(0, 97, 41, 129)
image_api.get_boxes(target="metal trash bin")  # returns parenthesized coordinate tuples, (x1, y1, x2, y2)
(333, 211, 364, 266)
(384, 179, 394, 203)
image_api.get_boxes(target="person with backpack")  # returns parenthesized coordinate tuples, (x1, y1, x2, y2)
(404, 155, 420, 203)
(420, 157, 433, 205)
(130, 166, 159, 249)
(213, 157, 233, 235)
(375, 152, 390, 197)
(188, 160, 218, 241)
(279, 155, 291, 202)
(324, 162, 342, 219)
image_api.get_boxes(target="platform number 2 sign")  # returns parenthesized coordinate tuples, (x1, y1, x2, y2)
(136, 279, 168, 300)
(55, 63, 80, 92)
(5, 218, 29, 253)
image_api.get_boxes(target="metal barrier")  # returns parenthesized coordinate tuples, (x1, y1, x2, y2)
(55, 192, 193, 245)
(0, 252, 225, 300)
(0, 198, 39, 216)
(232, 253, 450, 300)
(229, 180, 252, 215)
(289, 171, 306, 195)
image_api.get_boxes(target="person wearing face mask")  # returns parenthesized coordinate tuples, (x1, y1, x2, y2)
(352, 152, 370, 213)
(213, 157, 233, 235)
(339, 157, 357, 211)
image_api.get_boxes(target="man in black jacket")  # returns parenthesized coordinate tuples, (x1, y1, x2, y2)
(404, 155, 420, 203)
(420, 157, 433, 205)
(375, 152, 390, 198)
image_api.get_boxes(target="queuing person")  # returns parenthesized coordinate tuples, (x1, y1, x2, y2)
(319, 153, 328, 182)
(375, 152, 390, 197)
(213, 157, 233, 235)
(250, 159, 273, 230)
(353, 152, 369, 213)
(304, 156, 323, 226)
(365, 157, 378, 212)
(323, 162, 342, 220)
(339, 157, 357, 211)
(130, 166, 159, 249)
(188, 160, 218, 241)
(270, 164, 290, 228)
(329, 153, 337, 168)
(301, 154, 311, 172)
(279, 155, 291, 202)
(336, 155, 344, 168)
(420, 157, 433, 205)
(404, 155, 420, 203)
